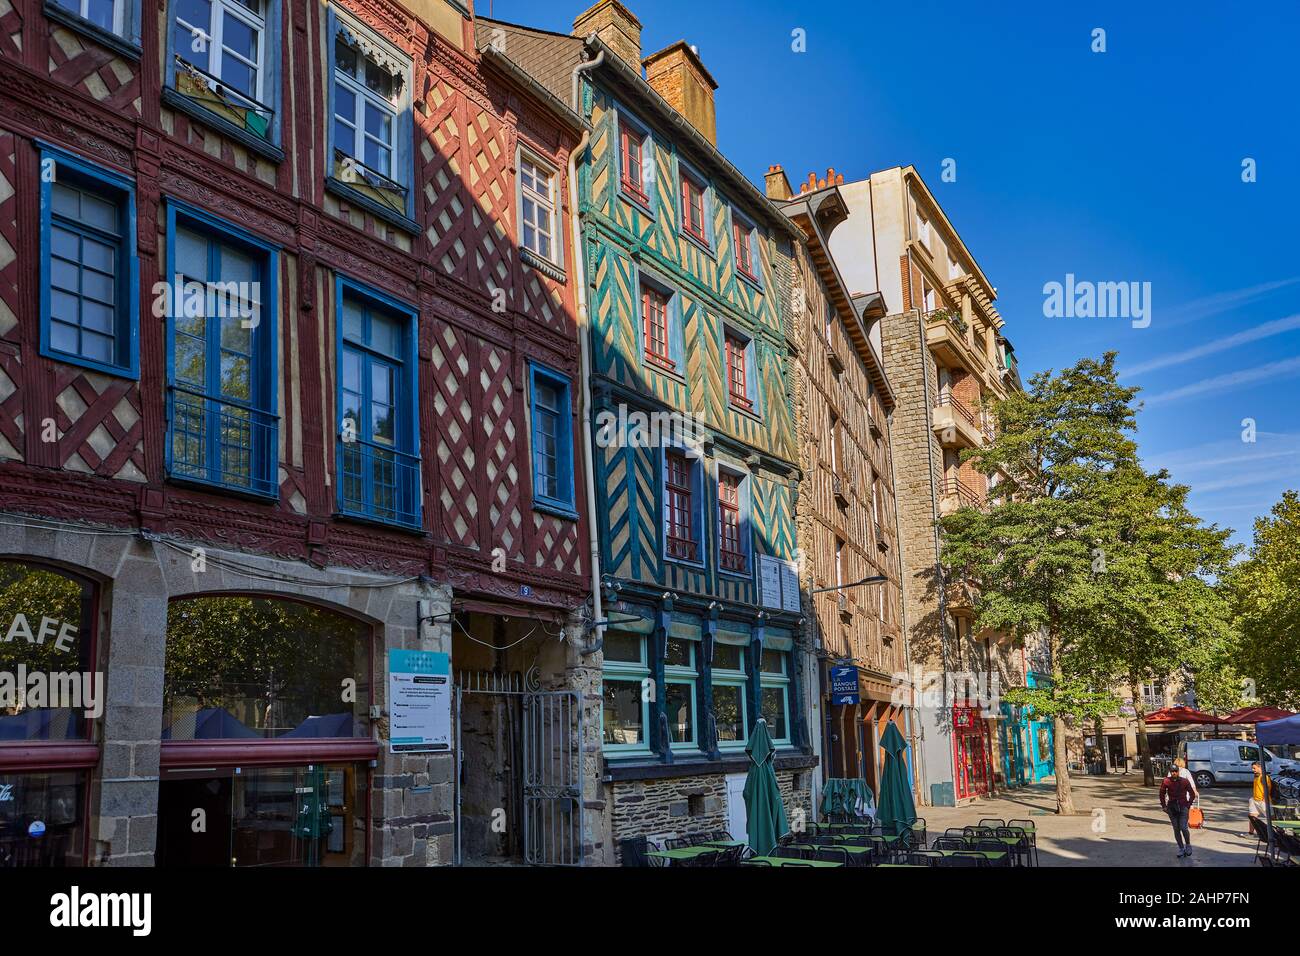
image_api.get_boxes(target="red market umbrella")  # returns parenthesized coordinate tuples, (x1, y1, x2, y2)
(1143, 706, 1224, 725)
(1221, 706, 1297, 725)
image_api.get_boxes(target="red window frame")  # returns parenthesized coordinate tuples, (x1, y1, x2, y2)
(733, 219, 755, 279)
(718, 471, 746, 572)
(665, 451, 696, 561)
(620, 124, 648, 204)
(642, 284, 675, 371)
(725, 334, 752, 410)
(680, 172, 707, 244)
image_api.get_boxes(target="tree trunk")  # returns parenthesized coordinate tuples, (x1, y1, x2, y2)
(1131, 675, 1154, 787)
(1053, 714, 1075, 813)
(1095, 714, 1109, 772)
(1049, 629, 1075, 814)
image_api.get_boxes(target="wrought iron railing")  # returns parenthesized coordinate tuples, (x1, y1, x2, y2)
(172, 56, 275, 140)
(168, 388, 277, 496)
(339, 440, 421, 529)
(942, 476, 981, 508)
(332, 147, 409, 213)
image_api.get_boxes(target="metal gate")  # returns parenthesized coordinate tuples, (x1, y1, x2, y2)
(523, 690, 583, 866)
(454, 670, 582, 866)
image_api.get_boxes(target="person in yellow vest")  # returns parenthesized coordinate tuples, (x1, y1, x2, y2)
(1246, 763, 1270, 837)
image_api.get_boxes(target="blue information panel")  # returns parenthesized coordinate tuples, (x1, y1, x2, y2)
(389, 649, 452, 753)
(830, 665, 860, 705)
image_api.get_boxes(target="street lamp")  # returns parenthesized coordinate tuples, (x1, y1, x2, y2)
(810, 575, 887, 595)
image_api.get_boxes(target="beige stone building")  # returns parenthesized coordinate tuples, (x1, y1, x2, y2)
(827, 165, 1026, 805)
(764, 166, 913, 808)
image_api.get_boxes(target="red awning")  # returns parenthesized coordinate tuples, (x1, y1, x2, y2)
(1144, 706, 1224, 725)
(1221, 706, 1297, 725)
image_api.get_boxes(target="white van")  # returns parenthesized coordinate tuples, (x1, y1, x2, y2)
(1178, 739, 1300, 788)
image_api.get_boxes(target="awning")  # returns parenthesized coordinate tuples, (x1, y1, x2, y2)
(1221, 706, 1297, 725)
(1143, 706, 1223, 725)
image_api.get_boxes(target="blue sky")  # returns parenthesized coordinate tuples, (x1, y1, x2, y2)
(489, 0, 1300, 550)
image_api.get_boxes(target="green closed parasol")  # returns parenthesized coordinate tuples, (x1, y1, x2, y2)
(876, 722, 917, 835)
(743, 718, 789, 856)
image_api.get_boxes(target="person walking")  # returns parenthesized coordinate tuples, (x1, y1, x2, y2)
(1159, 763, 1195, 858)
(1245, 763, 1269, 837)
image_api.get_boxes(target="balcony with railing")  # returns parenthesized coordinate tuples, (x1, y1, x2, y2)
(171, 56, 275, 142)
(939, 475, 982, 515)
(168, 388, 278, 497)
(339, 440, 422, 530)
(924, 307, 991, 378)
(331, 147, 409, 217)
(932, 392, 985, 449)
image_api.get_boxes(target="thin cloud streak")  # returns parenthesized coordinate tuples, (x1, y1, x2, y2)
(1161, 277, 1300, 327)
(1143, 356, 1300, 405)
(1121, 314, 1300, 377)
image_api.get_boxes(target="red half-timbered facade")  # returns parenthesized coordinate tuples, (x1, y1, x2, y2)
(0, 0, 589, 867)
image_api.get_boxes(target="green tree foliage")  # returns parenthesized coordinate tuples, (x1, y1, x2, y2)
(1226, 491, 1300, 709)
(941, 353, 1142, 813)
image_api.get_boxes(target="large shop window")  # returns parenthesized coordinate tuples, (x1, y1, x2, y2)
(165, 202, 279, 497)
(0, 561, 95, 743)
(39, 148, 139, 379)
(663, 633, 697, 751)
(156, 762, 366, 867)
(601, 630, 650, 755)
(0, 770, 87, 868)
(166, 0, 280, 146)
(336, 278, 421, 530)
(0, 560, 97, 868)
(163, 596, 370, 741)
(328, 9, 414, 223)
(712, 628, 749, 751)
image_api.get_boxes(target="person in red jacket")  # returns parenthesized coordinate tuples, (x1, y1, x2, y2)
(1159, 763, 1196, 858)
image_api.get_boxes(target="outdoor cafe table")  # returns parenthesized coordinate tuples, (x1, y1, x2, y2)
(826, 833, 905, 845)
(805, 843, 873, 864)
(1274, 820, 1300, 831)
(646, 845, 722, 865)
(962, 835, 1023, 847)
(936, 849, 1008, 863)
(744, 856, 843, 868)
(702, 839, 746, 848)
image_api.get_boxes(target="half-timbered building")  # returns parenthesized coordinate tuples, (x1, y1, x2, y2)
(0, 0, 592, 866)
(480, 1, 815, 863)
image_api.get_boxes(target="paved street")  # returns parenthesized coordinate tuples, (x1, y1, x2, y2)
(921, 773, 1263, 866)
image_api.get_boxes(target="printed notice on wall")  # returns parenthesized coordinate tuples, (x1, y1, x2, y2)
(388, 649, 451, 753)
(780, 561, 801, 613)
(760, 555, 801, 613)
(759, 555, 783, 611)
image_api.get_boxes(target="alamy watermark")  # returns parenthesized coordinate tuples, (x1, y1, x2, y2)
(1043, 274, 1151, 328)
(891, 667, 1002, 717)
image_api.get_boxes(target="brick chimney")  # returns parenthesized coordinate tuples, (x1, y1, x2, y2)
(765, 165, 793, 201)
(643, 41, 718, 145)
(573, 0, 642, 71)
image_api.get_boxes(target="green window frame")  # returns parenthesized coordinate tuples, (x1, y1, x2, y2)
(601, 630, 651, 755)
(664, 635, 698, 751)
(711, 637, 749, 751)
(760, 647, 792, 746)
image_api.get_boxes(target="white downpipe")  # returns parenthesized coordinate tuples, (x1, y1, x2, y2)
(570, 51, 605, 648)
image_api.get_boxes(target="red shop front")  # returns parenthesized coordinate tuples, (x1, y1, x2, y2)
(952, 705, 994, 799)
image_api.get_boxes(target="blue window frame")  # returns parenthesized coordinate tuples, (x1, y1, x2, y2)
(730, 206, 763, 288)
(335, 277, 421, 529)
(326, 8, 414, 224)
(164, 0, 282, 147)
(47, 0, 142, 49)
(662, 444, 705, 568)
(637, 267, 685, 376)
(715, 463, 753, 578)
(614, 103, 655, 216)
(39, 146, 139, 379)
(676, 155, 713, 253)
(164, 200, 279, 496)
(528, 362, 577, 518)
(722, 323, 761, 416)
